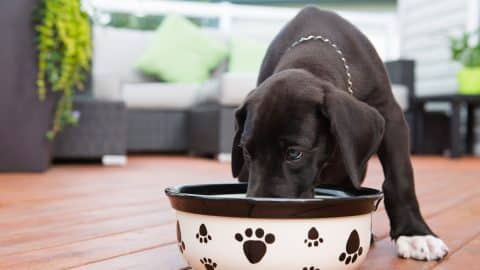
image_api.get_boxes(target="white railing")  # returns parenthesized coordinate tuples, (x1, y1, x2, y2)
(84, 0, 400, 60)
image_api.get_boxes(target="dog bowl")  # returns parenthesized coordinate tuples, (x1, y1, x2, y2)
(165, 183, 382, 270)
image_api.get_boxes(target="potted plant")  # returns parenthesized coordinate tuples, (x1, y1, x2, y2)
(35, 0, 92, 139)
(450, 29, 480, 95)
(0, 0, 91, 172)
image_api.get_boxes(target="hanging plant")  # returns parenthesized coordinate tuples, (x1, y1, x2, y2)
(34, 0, 92, 140)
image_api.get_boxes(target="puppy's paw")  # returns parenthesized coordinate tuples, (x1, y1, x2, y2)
(396, 235, 448, 261)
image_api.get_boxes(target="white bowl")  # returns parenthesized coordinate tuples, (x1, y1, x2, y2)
(166, 183, 382, 270)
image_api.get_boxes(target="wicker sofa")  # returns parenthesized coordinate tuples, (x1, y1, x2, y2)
(90, 25, 417, 159)
(92, 26, 225, 153)
(53, 97, 127, 162)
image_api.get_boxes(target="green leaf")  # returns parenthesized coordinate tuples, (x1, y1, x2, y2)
(34, 0, 92, 138)
(450, 28, 480, 64)
(45, 130, 55, 140)
(459, 48, 480, 67)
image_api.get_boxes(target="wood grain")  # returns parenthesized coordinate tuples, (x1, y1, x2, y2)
(359, 195, 480, 270)
(0, 155, 478, 269)
(432, 234, 480, 270)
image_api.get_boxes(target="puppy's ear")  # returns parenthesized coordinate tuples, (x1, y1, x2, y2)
(231, 103, 247, 178)
(321, 86, 385, 188)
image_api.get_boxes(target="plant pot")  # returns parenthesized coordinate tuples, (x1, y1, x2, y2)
(0, 0, 54, 172)
(458, 67, 480, 95)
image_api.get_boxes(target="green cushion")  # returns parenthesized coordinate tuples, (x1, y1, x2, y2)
(136, 15, 228, 83)
(229, 36, 267, 73)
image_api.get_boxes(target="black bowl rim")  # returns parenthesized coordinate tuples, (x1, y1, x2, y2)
(165, 183, 383, 219)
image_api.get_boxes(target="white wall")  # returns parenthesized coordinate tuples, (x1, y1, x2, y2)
(87, 0, 399, 60)
(228, 9, 399, 60)
(398, 0, 480, 155)
(398, 0, 480, 96)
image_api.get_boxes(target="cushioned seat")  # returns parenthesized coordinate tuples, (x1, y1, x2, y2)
(391, 84, 409, 111)
(93, 27, 157, 102)
(220, 72, 257, 106)
(122, 83, 200, 110)
(93, 26, 227, 107)
(92, 26, 227, 152)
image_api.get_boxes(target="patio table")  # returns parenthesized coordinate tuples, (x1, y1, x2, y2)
(412, 94, 480, 158)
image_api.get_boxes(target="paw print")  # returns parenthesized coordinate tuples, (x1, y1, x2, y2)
(302, 266, 320, 270)
(176, 221, 186, 253)
(235, 228, 275, 264)
(338, 229, 363, 265)
(200, 257, 217, 270)
(196, 224, 212, 244)
(304, 227, 323, 247)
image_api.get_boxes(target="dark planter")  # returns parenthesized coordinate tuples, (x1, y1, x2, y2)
(0, 0, 55, 172)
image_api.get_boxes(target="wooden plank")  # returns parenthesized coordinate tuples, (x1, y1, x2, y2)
(432, 234, 480, 270)
(0, 188, 170, 223)
(68, 182, 480, 270)
(363, 157, 480, 209)
(371, 173, 480, 239)
(71, 244, 188, 270)
(0, 197, 168, 232)
(70, 189, 480, 270)
(71, 157, 480, 270)
(359, 195, 480, 270)
(0, 224, 177, 270)
(0, 161, 232, 206)
(0, 156, 478, 269)
(0, 210, 173, 257)
(367, 155, 480, 240)
(0, 202, 165, 238)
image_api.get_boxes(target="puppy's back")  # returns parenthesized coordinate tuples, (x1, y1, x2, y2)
(258, 6, 390, 101)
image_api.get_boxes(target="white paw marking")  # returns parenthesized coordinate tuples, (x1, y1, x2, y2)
(396, 235, 448, 261)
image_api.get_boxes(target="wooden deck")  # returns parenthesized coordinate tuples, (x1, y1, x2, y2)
(0, 156, 478, 270)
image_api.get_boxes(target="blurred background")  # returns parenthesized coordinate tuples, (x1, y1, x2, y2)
(2, 0, 480, 172)
(1, 0, 479, 171)
(0, 1, 479, 269)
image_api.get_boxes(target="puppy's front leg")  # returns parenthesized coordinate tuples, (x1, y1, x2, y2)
(377, 106, 448, 261)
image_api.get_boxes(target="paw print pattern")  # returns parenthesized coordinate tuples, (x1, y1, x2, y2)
(338, 229, 363, 265)
(304, 227, 323, 247)
(196, 224, 212, 244)
(302, 267, 320, 270)
(176, 221, 186, 253)
(200, 257, 217, 270)
(235, 228, 275, 264)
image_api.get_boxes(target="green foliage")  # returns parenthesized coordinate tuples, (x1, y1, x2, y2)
(107, 13, 218, 30)
(108, 13, 164, 30)
(34, 0, 91, 139)
(450, 29, 480, 68)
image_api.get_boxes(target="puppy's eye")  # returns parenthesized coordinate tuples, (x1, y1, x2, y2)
(286, 148, 303, 161)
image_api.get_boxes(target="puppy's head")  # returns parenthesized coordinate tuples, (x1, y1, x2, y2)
(232, 69, 385, 198)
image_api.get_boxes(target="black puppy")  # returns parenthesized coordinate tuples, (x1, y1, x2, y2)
(231, 6, 448, 261)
